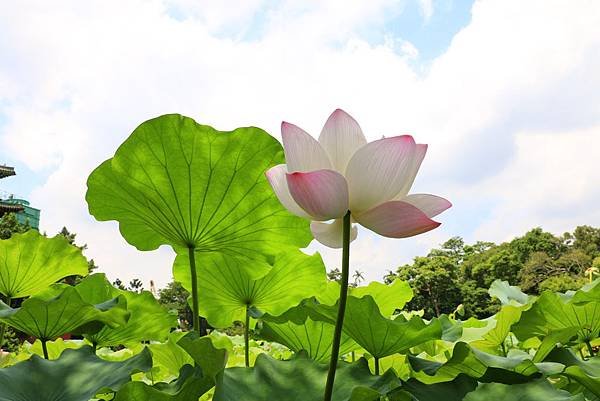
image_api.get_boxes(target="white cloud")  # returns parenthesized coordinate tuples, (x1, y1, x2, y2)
(1, 0, 599, 287)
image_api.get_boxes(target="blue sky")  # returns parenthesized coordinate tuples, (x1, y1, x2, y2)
(1, 0, 599, 287)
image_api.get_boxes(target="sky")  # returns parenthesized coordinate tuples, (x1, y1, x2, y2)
(1, 0, 600, 289)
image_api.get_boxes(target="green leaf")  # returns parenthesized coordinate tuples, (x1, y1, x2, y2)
(470, 305, 522, 353)
(258, 303, 359, 362)
(147, 332, 194, 381)
(0, 346, 151, 401)
(0, 285, 128, 340)
(213, 352, 398, 401)
(74, 274, 177, 347)
(174, 250, 326, 328)
(317, 280, 413, 317)
(27, 338, 85, 360)
(463, 380, 585, 401)
(113, 365, 213, 401)
(409, 342, 563, 385)
(85, 114, 311, 258)
(0, 230, 89, 298)
(310, 296, 442, 359)
(512, 290, 600, 344)
(488, 279, 531, 306)
(545, 348, 600, 397)
(177, 332, 230, 380)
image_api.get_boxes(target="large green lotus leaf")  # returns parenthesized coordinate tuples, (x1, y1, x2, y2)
(147, 332, 194, 381)
(470, 305, 522, 353)
(86, 114, 311, 258)
(0, 285, 128, 340)
(309, 296, 442, 359)
(488, 279, 531, 306)
(177, 332, 230, 380)
(512, 290, 600, 344)
(73, 274, 177, 347)
(0, 346, 151, 401)
(545, 348, 600, 397)
(388, 375, 477, 401)
(113, 364, 213, 401)
(408, 342, 562, 385)
(213, 352, 398, 401)
(317, 280, 413, 317)
(0, 230, 89, 298)
(174, 250, 326, 328)
(569, 279, 600, 304)
(463, 380, 585, 401)
(258, 303, 359, 362)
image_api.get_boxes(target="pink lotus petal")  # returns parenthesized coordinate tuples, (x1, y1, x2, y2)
(403, 194, 452, 218)
(265, 164, 312, 219)
(345, 135, 416, 212)
(318, 109, 367, 173)
(353, 200, 441, 238)
(286, 169, 349, 221)
(281, 121, 331, 172)
(311, 219, 358, 248)
(395, 144, 428, 199)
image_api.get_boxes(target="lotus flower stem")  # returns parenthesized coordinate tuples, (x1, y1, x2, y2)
(586, 340, 595, 357)
(41, 339, 49, 360)
(188, 247, 201, 334)
(323, 211, 352, 401)
(0, 296, 11, 350)
(374, 357, 380, 375)
(245, 304, 250, 367)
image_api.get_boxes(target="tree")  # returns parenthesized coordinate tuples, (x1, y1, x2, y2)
(0, 213, 29, 240)
(393, 256, 462, 318)
(157, 281, 192, 330)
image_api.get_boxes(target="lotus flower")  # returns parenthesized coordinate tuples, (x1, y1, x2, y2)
(266, 109, 451, 248)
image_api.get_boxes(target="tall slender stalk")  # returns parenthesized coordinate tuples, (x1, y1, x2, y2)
(374, 357, 380, 375)
(188, 246, 200, 334)
(245, 304, 250, 367)
(41, 339, 49, 360)
(586, 340, 595, 357)
(323, 211, 351, 401)
(0, 296, 12, 350)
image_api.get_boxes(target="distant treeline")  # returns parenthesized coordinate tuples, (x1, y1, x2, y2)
(384, 226, 600, 319)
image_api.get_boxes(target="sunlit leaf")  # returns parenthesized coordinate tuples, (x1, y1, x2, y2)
(309, 296, 442, 359)
(0, 285, 128, 341)
(86, 114, 311, 258)
(258, 303, 359, 362)
(512, 290, 600, 345)
(174, 250, 326, 328)
(74, 274, 177, 347)
(0, 230, 89, 298)
(488, 280, 531, 306)
(408, 342, 562, 385)
(0, 346, 151, 401)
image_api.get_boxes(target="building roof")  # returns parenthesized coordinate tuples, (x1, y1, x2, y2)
(0, 165, 16, 179)
(0, 201, 25, 215)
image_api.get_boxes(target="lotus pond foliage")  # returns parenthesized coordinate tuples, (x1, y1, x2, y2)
(0, 113, 598, 401)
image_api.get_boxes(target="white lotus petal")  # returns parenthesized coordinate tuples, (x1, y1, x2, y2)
(354, 200, 441, 238)
(403, 194, 452, 218)
(282, 122, 331, 172)
(395, 144, 427, 199)
(318, 109, 367, 173)
(265, 164, 311, 219)
(345, 135, 416, 212)
(310, 219, 358, 248)
(286, 169, 349, 221)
